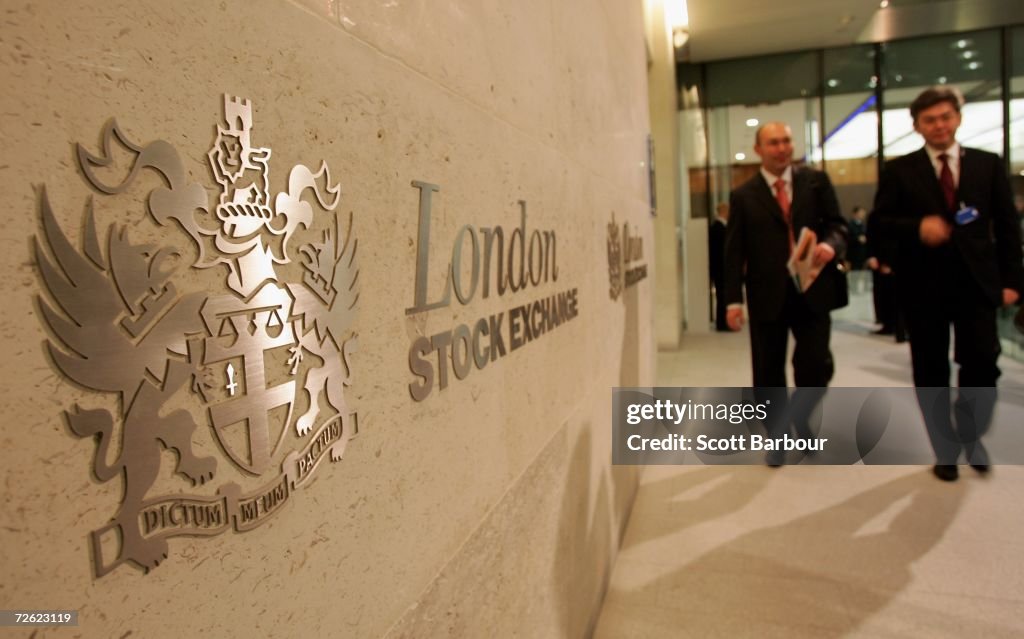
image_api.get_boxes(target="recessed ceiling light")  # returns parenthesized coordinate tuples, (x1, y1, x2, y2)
(961, 50, 976, 60)
(879, 0, 889, 8)
(967, 61, 982, 70)
(735, 152, 746, 161)
(827, 79, 840, 88)
(673, 29, 689, 49)
(956, 39, 972, 49)
(746, 118, 759, 127)
(937, 76, 948, 84)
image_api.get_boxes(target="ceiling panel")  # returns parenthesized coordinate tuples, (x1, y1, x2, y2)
(683, 0, 1024, 62)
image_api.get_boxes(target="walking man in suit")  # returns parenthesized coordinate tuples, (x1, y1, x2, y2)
(724, 122, 848, 463)
(873, 86, 1023, 481)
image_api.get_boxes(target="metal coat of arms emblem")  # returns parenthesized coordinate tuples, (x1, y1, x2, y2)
(607, 213, 623, 301)
(34, 95, 359, 577)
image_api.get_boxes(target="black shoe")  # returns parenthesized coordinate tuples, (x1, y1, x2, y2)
(895, 332, 908, 343)
(765, 450, 785, 467)
(967, 443, 991, 474)
(932, 465, 959, 482)
(873, 326, 895, 336)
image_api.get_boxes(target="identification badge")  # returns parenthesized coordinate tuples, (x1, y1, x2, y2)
(955, 203, 979, 226)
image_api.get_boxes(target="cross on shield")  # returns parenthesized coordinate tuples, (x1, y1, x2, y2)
(200, 285, 297, 475)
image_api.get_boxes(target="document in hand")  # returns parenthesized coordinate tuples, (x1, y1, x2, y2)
(787, 227, 822, 293)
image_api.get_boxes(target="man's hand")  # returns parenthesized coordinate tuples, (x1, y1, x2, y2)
(1003, 288, 1020, 307)
(726, 307, 744, 331)
(866, 257, 879, 270)
(919, 215, 952, 247)
(811, 242, 836, 267)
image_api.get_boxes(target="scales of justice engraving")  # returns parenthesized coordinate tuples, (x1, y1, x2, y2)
(33, 95, 360, 577)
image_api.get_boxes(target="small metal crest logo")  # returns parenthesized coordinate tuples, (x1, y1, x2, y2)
(606, 213, 647, 300)
(34, 95, 359, 577)
(607, 214, 623, 301)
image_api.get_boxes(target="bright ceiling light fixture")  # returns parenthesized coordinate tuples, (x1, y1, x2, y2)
(666, 0, 689, 29)
(746, 118, 759, 127)
(667, 1, 690, 49)
(735, 152, 746, 161)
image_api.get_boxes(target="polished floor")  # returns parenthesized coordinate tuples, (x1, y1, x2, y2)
(594, 284, 1024, 638)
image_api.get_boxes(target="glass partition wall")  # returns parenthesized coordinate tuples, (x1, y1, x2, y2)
(705, 52, 822, 214)
(680, 25, 1024, 360)
(882, 31, 1004, 157)
(1004, 27, 1024, 360)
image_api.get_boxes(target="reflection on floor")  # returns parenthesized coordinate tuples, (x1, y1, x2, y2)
(594, 286, 1024, 638)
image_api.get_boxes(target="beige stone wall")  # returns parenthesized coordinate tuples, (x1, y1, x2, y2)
(0, 1, 653, 637)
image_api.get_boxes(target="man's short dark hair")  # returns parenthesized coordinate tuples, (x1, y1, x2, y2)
(910, 86, 964, 122)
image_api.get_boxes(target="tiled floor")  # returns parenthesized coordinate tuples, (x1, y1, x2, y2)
(594, 288, 1024, 638)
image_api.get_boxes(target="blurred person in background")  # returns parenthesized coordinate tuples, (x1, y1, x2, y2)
(709, 202, 730, 331)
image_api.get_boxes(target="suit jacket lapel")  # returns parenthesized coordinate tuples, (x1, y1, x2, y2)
(791, 168, 808, 229)
(956, 146, 974, 206)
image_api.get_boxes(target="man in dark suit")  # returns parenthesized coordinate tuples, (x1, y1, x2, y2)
(709, 202, 730, 331)
(724, 122, 848, 463)
(873, 86, 1023, 482)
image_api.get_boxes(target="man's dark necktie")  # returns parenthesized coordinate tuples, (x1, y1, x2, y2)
(939, 153, 955, 211)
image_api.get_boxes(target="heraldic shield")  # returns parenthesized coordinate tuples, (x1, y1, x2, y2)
(33, 95, 360, 577)
(199, 286, 297, 476)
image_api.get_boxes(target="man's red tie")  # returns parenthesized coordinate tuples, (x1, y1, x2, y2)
(939, 153, 956, 211)
(774, 179, 794, 249)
